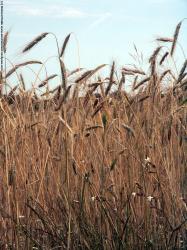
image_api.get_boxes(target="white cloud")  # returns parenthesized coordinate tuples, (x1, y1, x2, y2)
(7, 1, 89, 19)
(6, 0, 23, 4)
(89, 12, 112, 29)
(6, 0, 113, 30)
(145, 0, 176, 3)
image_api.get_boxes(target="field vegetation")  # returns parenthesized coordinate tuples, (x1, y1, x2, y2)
(0, 21, 186, 249)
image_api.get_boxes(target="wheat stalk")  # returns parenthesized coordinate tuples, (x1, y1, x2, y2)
(171, 21, 182, 56)
(156, 37, 173, 43)
(3, 30, 9, 53)
(159, 52, 169, 65)
(105, 61, 115, 96)
(122, 67, 145, 75)
(60, 33, 71, 58)
(133, 77, 150, 90)
(38, 74, 57, 88)
(22, 33, 49, 53)
(6, 61, 42, 78)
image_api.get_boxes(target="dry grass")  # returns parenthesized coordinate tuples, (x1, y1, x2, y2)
(0, 22, 186, 249)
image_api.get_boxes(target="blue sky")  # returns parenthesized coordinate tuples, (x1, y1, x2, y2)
(5, 0, 187, 88)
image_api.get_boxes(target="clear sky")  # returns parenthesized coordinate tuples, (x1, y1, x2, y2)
(4, 0, 187, 88)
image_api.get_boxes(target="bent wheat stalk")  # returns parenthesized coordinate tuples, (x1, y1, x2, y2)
(171, 21, 182, 56)
(6, 61, 42, 78)
(60, 33, 71, 58)
(38, 74, 58, 88)
(22, 33, 49, 53)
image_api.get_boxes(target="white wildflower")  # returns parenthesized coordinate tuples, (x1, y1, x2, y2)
(132, 192, 136, 197)
(91, 196, 96, 202)
(145, 157, 151, 163)
(73, 200, 79, 203)
(147, 196, 154, 202)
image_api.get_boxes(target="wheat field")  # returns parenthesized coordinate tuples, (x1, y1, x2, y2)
(0, 21, 186, 249)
